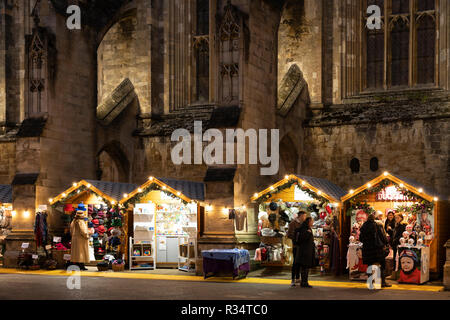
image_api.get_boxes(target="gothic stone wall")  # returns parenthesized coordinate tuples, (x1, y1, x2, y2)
(303, 118, 450, 198)
(278, 0, 323, 107)
(0, 141, 15, 184)
(97, 1, 152, 115)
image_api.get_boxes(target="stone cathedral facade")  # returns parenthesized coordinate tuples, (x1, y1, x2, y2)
(0, 0, 449, 262)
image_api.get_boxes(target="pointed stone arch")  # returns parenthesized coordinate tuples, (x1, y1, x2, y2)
(279, 133, 299, 175)
(97, 141, 130, 183)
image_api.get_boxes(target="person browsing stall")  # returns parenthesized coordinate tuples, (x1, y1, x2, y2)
(292, 217, 316, 288)
(359, 214, 391, 288)
(288, 211, 307, 286)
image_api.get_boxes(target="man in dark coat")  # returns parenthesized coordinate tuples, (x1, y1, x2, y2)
(288, 211, 307, 284)
(292, 217, 316, 288)
(359, 214, 391, 288)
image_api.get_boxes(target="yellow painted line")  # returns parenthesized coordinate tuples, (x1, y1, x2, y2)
(0, 268, 443, 292)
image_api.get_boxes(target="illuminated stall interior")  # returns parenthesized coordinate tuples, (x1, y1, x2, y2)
(121, 177, 204, 271)
(0, 185, 13, 259)
(49, 180, 138, 263)
(251, 175, 345, 275)
(341, 172, 449, 276)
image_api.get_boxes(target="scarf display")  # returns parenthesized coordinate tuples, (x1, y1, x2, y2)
(34, 212, 48, 247)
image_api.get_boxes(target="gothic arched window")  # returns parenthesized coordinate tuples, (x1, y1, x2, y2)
(363, 0, 437, 91)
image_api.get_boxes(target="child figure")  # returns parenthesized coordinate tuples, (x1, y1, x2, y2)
(398, 249, 421, 284)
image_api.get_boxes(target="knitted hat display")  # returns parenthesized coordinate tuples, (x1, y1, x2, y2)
(96, 225, 106, 234)
(92, 233, 99, 239)
(88, 205, 93, 215)
(399, 249, 418, 263)
(64, 204, 74, 213)
(77, 203, 87, 212)
(326, 205, 332, 214)
(88, 222, 94, 228)
(109, 237, 121, 247)
(93, 239, 101, 247)
(97, 211, 105, 218)
(92, 219, 99, 225)
(98, 218, 104, 225)
(111, 228, 122, 237)
(111, 218, 122, 227)
(269, 202, 278, 211)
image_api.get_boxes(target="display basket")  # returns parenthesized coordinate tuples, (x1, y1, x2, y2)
(112, 264, 125, 272)
(260, 236, 283, 245)
(97, 264, 109, 272)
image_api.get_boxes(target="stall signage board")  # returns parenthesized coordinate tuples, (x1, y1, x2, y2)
(63, 254, 71, 261)
(376, 186, 410, 201)
(53, 236, 61, 243)
(21, 243, 29, 249)
(32, 254, 39, 259)
(45, 245, 52, 250)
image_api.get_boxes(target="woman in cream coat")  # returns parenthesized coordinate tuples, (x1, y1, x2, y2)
(70, 205, 90, 270)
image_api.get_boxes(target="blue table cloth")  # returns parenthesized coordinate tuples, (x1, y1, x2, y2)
(201, 249, 250, 270)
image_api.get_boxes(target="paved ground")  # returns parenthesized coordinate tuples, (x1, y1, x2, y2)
(0, 272, 448, 300)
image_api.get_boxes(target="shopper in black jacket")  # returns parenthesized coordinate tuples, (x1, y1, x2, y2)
(293, 217, 316, 288)
(359, 214, 391, 288)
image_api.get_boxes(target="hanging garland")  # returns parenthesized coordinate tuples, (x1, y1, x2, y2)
(254, 179, 330, 204)
(121, 183, 189, 207)
(346, 179, 434, 216)
(346, 200, 375, 217)
(50, 185, 115, 208)
(395, 201, 434, 215)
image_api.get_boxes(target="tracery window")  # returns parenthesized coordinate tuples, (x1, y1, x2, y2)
(363, 0, 437, 90)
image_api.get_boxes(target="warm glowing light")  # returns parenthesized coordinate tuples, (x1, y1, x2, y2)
(317, 191, 322, 195)
(418, 188, 423, 193)
(48, 198, 53, 203)
(270, 186, 274, 190)
(162, 186, 167, 190)
(284, 175, 289, 180)
(254, 193, 258, 198)
(123, 194, 128, 198)
(177, 192, 181, 196)
(334, 203, 339, 207)
(399, 183, 404, 188)
(11, 211, 16, 217)
(206, 205, 213, 212)
(384, 171, 389, 176)
(367, 183, 372, 188)
(62, 193, 66, 197)
(23, 211, 30, 219)
(301, 181, 306, 186)
(111, 201, 115, 205)
(87, 184, 91, 188)
(350, 189, 354, 194)
(138, 188, 143, 193)
(149, 176, 154, 181)
(242, 205, 246, 209)
(222, 208, 228, 214)
(434, 197, 438, 201)
(73, 182, 77, 187)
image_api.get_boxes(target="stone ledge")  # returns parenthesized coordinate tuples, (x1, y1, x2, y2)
(306, 98, 450, 127)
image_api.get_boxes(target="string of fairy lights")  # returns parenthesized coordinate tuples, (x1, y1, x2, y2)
(13, 172, 440, 220)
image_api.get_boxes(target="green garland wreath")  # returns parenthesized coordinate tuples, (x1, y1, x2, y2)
(121, 183, 189, 207)
(346, 179, 434, 216)
(254, 179, 329, 204)
(51, 185, 115, 208)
